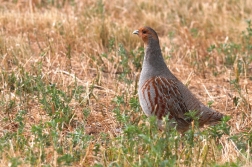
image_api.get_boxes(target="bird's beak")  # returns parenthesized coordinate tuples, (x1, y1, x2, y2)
(133, 30, 139, 35)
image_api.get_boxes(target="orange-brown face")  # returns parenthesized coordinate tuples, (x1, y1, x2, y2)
(133, 27, 159, 45)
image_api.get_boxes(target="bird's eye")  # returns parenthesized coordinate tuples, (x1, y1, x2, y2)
(142, 30, 147, 34)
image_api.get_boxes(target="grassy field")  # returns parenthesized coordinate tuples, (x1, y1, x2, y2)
(0, 0, 252, 166)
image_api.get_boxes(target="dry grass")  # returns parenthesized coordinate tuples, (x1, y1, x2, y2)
(0, 0, 252, 166)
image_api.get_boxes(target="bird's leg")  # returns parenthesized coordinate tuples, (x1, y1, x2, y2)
(157, 119, 164, 131)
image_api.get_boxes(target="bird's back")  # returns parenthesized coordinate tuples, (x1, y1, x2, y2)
(175, 78, 224, 126)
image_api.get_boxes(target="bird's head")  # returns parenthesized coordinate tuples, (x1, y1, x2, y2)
(133, 26, 159, 46)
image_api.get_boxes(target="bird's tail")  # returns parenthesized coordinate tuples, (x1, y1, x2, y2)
(198, 104, 224, 127)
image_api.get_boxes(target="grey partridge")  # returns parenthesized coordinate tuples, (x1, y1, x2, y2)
(133, 26, 224, 132)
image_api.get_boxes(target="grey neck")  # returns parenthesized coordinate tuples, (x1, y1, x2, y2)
(139, 38, 176, 88)
(142, 42, 168, 73)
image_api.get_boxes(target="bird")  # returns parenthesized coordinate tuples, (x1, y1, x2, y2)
(133, 26, 224, 132)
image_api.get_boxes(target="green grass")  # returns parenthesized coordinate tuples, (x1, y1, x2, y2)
(0, 0, 252, 166)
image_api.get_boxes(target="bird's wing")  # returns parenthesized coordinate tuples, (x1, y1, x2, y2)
(142, 77, 190, 122)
